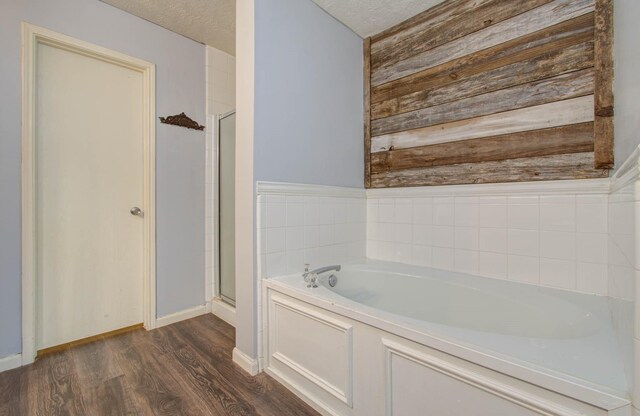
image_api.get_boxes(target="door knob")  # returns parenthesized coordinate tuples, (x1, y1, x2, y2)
(130, 207, 143, 217)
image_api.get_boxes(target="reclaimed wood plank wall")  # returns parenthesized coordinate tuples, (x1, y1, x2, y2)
(364, 0, 613, 188)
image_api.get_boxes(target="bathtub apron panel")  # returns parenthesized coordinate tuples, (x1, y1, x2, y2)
(263, 286, 630, 416)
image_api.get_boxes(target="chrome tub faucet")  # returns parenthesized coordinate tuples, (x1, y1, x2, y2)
(302, 264, 341, 288)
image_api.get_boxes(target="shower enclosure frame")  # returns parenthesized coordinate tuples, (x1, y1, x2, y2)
(216, 109, 237, 307)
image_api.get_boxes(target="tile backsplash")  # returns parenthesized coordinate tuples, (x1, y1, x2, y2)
(257, 188, 366, 279)
(606, 155, 638, 391)
(608, 178, 636, 301)
(366, 185, 611, 295)
(257, 178, 634, 299)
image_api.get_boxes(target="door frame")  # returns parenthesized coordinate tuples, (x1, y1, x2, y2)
(20, 22, 157, 364)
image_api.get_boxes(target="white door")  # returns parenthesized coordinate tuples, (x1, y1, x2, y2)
(35, 41, 145, 350)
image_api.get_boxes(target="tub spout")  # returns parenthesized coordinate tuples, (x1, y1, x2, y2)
(302, 264, 341, 288)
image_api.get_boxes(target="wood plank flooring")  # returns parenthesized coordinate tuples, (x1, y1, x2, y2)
(0, 314, 320, 416)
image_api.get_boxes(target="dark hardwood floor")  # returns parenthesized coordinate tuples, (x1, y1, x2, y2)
(0, 314, 320, 416)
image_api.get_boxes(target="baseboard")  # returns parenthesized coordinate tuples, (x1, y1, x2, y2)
(155, 304, 208, 328)
(232, 347, 259, 376)
(0, 354, 23, 373)
(210, 298, 236, 327)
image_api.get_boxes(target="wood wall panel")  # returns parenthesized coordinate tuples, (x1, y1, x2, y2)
(372, 69, 594, 136)
(370, 153, 608, 188)
(371, 12, 595, 103)
(593, 0, 614, 168)
(364, 0, 613, 188)
(370, 0, 552, 72)
(371, 0, 492, 52)
(371, 40, 594, 119)
(371, 96, 595, 153)
(371, 0, 594, 86)
(364, 37, 372, 188)
(371, 123, 594, 173)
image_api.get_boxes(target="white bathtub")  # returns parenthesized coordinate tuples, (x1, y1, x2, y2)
(262, 261, 632, 416)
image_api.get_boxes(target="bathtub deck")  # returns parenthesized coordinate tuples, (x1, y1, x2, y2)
(0, 314, 320, 416)
(266, 262, 632, 409)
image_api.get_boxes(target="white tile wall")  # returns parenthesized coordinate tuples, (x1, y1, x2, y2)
(206, 46, 236, 118)
(254, 173, 636, 296)
(367, 189, 611, 295)
(205, 46, 236, 299)
(607, 150, 639, 396)
(257, 194, 366, 279)
(608, 181, 636, 301)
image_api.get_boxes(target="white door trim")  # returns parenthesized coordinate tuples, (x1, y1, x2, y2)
(20, 22, 157, 365)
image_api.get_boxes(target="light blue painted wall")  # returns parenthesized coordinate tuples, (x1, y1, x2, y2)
(0, 0, 206, 359)
(234, 0, 363, 359)
(613, 0, 640, 170)
(254, 0, 364, 188)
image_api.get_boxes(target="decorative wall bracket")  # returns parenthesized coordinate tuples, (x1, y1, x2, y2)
(159, 112, 205, 130)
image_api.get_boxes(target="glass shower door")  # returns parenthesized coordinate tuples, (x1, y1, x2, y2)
(218, 111, 236, 305)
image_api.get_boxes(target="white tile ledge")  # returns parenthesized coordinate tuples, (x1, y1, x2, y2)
(367, 178, 612, 199)
(257, 181, 365, 198)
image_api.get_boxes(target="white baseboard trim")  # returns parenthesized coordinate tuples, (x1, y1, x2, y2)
(233, 347, 259, 376)
(210, 298, 236, 327)
(155, 304, 208, 328)
(0, 354, 23, 373)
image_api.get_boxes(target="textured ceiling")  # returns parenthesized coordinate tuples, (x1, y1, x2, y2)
(101, 0, 448, 54)
(311, 0, 446, 38)
(100, 0, 236, 55)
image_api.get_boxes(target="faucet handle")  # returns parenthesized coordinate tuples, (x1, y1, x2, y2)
(305, 272, 317, 287)
(304, 263, 310, 273)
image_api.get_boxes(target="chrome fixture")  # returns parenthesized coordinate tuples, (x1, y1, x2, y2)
(327, 274, 338, 287)
(130, 206, 143, 217)
(302, 264, 341, 288)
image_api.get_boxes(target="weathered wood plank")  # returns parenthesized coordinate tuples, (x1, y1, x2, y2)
(372, 69, 594, 136)
(371, 0, 551, 71)
(372, 40, 594, 119)
(372, 95, 594, 152)
(371, 123, 594, 173)
(364, 37, 372, 189)
(372, 12, 594, 104)
(594, 117, 613, 169)
(371, 0, 491, 51)
(370, 153, 608, 188)
(371, 0, 594, 86)
(594, 0, 614, 169)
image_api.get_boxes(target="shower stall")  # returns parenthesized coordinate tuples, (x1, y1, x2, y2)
(217, 110, 236, 306)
